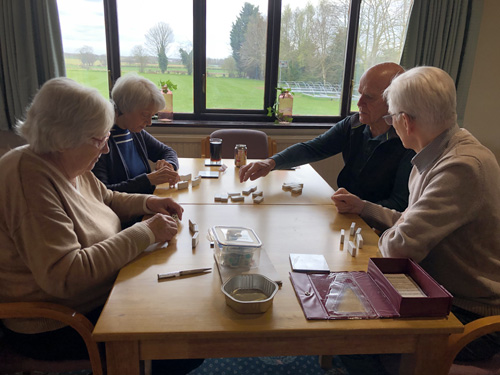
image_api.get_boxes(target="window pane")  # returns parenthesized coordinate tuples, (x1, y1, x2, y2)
(57, 0, 109, 98)
(206, 0, 269, 110)
(279, 0, 349, 116)
(351, 0, 413, 111)
(116, 0, 194, 114)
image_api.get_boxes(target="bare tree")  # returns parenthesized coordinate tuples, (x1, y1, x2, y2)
(357, 0, 412, 71)
(79, 45, 97, 69)
(311, 0, 349, 84)
(131, 45, 149, 73)
(145, 22, 174, 74)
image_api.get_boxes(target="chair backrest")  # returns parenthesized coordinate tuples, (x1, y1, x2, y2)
(201, 129, 277, 159)
(0, 302, 103, 375)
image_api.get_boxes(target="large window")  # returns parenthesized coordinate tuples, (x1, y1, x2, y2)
(57, 0, 109, 98)
(57, 0, 412, 123)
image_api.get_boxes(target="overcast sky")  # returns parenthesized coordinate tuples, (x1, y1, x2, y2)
(57, 0, 316, 59)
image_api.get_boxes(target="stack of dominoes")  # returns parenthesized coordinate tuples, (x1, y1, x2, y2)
(176, 174, 201, 190)
(282, 182, 303, 196)
(340, 222, 364, 257)
(189, 219, 199, 248)
(214, 186, 263, 204)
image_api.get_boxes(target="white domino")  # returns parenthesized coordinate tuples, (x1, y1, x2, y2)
(191, 176, 201, 187)
(242, 188, 252, 196)
(231, 195, 244, 202)
(347, 241, 357, 257)
(340, 229, 345, 244)
(350, 222, 356, 236)
(253, 196, 264, 204)
(179, 174, 192, 182)
(177, 180, 189, 190)
(356, 233, 363, 249)
(192, 232, 199, 248)
(189, 219, 198, 234)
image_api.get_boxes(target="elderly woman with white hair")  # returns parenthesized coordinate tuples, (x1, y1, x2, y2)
(333, 66, 500, 365)
(92, 73, 180, 194)
(0, 78, 202, 374)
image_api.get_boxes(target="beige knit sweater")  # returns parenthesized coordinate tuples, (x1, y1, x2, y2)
(0, 146, 154, 333)
(361, 127, 500, 316)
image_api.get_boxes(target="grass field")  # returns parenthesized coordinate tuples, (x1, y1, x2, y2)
(65, 63, 342, 116)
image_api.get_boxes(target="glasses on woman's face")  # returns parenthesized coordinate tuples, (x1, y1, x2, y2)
(139, 111, 155, 122)
(382, 112, 405, 126)
(88, 132, 110, 149)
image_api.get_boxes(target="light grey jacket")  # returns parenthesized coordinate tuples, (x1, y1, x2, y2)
(361, 126, 500, 316)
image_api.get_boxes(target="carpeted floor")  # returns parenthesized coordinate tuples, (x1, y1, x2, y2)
(188, 355, 349, 375)
(2, 355, 349, 375)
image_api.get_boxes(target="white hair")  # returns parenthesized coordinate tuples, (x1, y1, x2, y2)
(16, 77, 114, 154)
(111, 73, 165, 114)
(383, 66, 457, 131)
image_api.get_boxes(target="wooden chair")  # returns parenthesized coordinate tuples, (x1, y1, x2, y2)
(441, 315, 500, 375)
(0, 302, 104, 375)
(201, 129, 277, 159)
(319, 316, 500, 374)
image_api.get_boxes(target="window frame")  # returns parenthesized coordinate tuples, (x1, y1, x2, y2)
(102, 0, 362, 124)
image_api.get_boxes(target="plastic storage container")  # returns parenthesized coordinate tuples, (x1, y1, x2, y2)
(210, 226, 262, 268)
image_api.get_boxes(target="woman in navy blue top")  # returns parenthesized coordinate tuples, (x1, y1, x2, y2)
(93, 74, 179, 194)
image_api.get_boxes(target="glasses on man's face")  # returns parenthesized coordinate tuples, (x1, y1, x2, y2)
(382, 112, 404, 126)
(88, 132, 110, 149)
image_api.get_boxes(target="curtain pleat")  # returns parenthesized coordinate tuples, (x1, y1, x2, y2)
(0, 0, 65, 130)
(400, 0, 483, 126)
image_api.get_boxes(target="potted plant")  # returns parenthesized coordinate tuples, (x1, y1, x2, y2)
(267, 87, 293, 124)
(158, 80, 177, 122)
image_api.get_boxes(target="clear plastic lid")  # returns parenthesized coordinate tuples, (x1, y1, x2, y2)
(210, 226, 262, 248)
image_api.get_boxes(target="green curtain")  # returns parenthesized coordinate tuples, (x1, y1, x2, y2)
(0, 0, 65, 130)
(400, 0, 484, 126)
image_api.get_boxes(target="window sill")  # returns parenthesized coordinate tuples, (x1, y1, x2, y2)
(151, 119, 332, 130)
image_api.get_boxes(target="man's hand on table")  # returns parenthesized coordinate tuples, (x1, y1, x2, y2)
(239, 159, 276, 182)
(332, 188, 365, 214)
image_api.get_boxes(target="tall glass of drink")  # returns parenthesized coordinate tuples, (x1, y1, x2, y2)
(209, 138, 222, 162)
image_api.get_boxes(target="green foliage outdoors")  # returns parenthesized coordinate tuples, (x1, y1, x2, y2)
(65, 61, 342, 116)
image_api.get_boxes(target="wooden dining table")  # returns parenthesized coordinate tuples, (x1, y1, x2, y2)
(92, 158, 463, 375)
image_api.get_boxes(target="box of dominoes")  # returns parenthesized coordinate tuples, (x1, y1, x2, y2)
(367, 258, 453, 318)
(290, 257, 453, 320)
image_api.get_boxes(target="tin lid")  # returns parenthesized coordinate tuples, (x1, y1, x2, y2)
(211, 226, 262, 248)
(235, 144, 247, 149)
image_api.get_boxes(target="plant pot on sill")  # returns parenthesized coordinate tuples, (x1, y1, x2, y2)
(158, 87, 173, 122)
